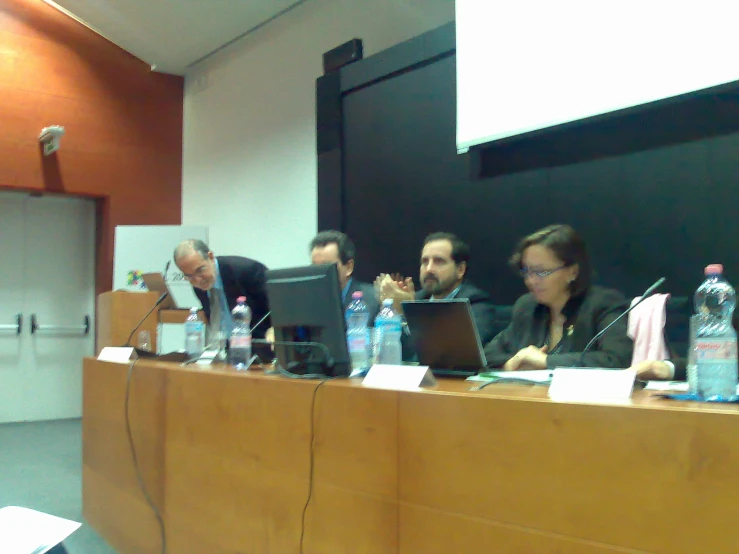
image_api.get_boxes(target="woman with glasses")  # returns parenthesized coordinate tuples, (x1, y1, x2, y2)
(483, 224, 633, 370)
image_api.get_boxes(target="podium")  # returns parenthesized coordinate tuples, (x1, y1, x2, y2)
(96, 291, 160, 354)
(96, 291, 205, 354)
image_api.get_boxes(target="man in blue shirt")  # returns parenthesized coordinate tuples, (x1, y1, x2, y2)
(309, 230, 379, 324)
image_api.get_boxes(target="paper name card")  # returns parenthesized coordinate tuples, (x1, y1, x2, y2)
(97, 346, 135, 363)
(0, 506, 81, 554)
(548, 368, 636, 402)
(362, 364, 437, 391)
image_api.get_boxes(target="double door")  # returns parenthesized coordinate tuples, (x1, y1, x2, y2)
(0, 192, 95, 422)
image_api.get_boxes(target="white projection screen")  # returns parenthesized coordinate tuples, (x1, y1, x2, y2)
(456, 1, 739, 153)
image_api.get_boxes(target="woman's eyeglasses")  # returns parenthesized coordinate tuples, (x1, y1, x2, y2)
(519, 266, 567, 279)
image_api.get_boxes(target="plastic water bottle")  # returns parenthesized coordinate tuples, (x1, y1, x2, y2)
(375, 299, 403, 365)
(345, 291, 371, 376)
(229, 296, 252, 370)
(693, 264, 738, 400)
(184, 307, 205, 357)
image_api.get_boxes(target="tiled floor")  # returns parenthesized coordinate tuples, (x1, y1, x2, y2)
(0, 419, 117, 553)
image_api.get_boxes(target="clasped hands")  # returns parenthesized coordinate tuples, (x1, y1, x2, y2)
(374, 273, 415, 312)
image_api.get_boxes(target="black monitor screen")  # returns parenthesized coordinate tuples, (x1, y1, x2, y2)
(265, 263, 349, 377)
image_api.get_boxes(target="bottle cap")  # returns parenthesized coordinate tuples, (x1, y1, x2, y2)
(237, 296, 247, 303)
(352, 291, 363, 299)
(705, 264, 723, 275)
(383, 298, 393, 306)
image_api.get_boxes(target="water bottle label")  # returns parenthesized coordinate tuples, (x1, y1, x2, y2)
(375, 320, 402, 333)
(230, 336, 252, 348)
(347, 335, 368, 351)
(695, 339, 738, 361)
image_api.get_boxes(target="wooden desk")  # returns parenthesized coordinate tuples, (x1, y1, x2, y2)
(83, 358, 739, 554)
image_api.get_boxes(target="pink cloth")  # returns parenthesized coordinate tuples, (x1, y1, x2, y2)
(627, 293, 670, 365)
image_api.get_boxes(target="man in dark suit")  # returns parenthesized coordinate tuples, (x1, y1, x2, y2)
(309, 230, 379, 324)
(376, 232, 497, 360)
(173, 239, 271, 339)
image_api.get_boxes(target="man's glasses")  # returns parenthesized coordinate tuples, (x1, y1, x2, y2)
(183, 265, 209, 280)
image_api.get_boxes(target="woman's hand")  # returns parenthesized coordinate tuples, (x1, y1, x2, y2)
(629, 360, 672, 380)
(502, 345, 548, 371)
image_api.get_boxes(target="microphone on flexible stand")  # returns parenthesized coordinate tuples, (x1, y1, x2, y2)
(579, 277, 666, 367)
(123, 291, 170, 349)
(121, 292, 189, 361)
(250, 311, 271, 336)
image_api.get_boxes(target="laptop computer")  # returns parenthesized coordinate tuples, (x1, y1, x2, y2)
(401, 298, 487, 377)
(141, 272, 181, 310)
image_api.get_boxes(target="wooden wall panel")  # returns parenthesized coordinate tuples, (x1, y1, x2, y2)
(0, 0, 183, 294)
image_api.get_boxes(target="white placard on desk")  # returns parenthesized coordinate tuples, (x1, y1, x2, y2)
(362, 364, 437, 391)
(548, 368, 636, 402)
(97, 347, 135, 363)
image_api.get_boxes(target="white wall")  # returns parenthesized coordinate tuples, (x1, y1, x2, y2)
(182, 0, 455, 270)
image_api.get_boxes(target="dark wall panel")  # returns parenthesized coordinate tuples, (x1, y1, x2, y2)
(341, 53, 739, 304)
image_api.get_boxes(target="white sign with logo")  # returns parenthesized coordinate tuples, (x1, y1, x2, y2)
(113, 225, 208, 309)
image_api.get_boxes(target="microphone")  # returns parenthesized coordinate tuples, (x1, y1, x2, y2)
(163, 260, 171, 281)
(579, 277, 666, 366)
(251, 311, 271, 335)
(123, 291, 170, 348)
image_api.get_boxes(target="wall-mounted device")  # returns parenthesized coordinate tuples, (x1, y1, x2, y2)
(39, 125, 66, 156)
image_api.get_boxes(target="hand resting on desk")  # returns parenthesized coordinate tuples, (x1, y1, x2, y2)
(502, 345, 549, 371)
(628, 359, 673, 380)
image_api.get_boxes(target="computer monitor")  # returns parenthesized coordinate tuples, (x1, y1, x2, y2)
(265, 263, 349, 377)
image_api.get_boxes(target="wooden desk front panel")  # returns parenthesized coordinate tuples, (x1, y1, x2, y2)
(399, 504, 636, 554)
(305, 382, 399, 554)
(82, 358, 167, 554)
(83, 360, 739, 554)
(398, 388, 739, 554)
(163, 369, 319, 554)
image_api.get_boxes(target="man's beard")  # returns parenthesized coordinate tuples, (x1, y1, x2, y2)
(422, 275, 447, 295)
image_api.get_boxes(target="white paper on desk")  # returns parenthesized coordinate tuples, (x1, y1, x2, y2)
(0, 506, 81, 554)
(644, 382, 739, 394)
(644, 381, 690, 392)
(467, 370, 553, 384)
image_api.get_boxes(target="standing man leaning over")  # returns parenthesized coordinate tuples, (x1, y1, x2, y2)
(173, 239, 271, 340)
(310, 230, 380, 324)
(376, 232, 497, 358)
